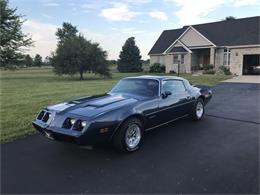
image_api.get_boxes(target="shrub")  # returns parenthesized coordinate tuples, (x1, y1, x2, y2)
(149, 63, 165, 73)
(203, 69, 216, 74)
(219, 66, 232, 75)
(203, 64, 214, 70)
(169, 70, 176, 74)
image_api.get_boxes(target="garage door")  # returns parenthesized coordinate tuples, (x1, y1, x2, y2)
(242, 54, 260, 75)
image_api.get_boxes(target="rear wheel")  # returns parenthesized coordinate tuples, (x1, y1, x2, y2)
(113, 118, 143, 152)
(190, 98, 204, 121)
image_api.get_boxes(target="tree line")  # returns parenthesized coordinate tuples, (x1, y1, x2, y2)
(1, 0, 145, 79)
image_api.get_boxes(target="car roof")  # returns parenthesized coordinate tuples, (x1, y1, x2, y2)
(123, 75, 186, 81)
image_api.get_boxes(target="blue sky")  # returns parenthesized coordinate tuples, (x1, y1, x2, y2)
(10, 0, 259, 60)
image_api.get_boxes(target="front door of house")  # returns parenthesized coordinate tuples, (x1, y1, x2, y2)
(203, 55, 210, 65)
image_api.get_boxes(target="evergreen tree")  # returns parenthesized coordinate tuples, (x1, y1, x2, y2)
(223, 16, 236, 21)
(0, 0, 32, 67)
(117, 37, 142, 72)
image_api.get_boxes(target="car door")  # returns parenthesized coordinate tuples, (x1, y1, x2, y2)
(158, 79, 192, 123)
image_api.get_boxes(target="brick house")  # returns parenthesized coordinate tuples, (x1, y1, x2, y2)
(148, 16, 260, 75)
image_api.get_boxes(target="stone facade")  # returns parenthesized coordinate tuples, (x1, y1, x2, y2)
(229, 47, 260, 75)
(150, 46, 260, 75)
(151, 54, 188, 73)
(214, 48, 224, 68)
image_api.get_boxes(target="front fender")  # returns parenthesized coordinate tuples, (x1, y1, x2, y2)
(90, 104, 143, 141)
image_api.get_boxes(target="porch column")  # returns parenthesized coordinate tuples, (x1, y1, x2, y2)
(210, 47, 215, 67)
(185, 53, 192, 73)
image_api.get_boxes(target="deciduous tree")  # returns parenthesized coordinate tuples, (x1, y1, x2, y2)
(52, 23, 111, 79)
(33, 54, 43, 67)
(24, 54, 33, 67)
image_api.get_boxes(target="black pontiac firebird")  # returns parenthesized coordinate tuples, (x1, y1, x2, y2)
(32, 76, 212, 152)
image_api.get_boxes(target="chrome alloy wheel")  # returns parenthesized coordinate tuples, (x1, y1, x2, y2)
(125, 123, 141, 149)
(196, 101, 204, 119)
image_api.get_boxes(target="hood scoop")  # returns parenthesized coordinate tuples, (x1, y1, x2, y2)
(86, 95, 127, 108)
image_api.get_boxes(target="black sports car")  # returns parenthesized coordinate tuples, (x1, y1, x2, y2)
(32, 76, 212, 152)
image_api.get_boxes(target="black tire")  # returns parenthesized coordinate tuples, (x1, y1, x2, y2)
(190, 98, 204, 121)
(112, 118, 144, 153)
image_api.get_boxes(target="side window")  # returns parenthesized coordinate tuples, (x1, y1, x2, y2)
(173, 55, 179, 64)
(162, 80, 186, 93)
(181, 54, 185, 64)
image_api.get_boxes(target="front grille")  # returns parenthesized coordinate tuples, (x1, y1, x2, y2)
(37, 110, 45, 120)
(42, 112, 50, 122)
(37, 110, 52, 123)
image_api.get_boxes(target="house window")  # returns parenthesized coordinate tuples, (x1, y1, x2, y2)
(173, 55, 179, 64)
(181, 54, 185, 64)
(223, 48, 230, 66)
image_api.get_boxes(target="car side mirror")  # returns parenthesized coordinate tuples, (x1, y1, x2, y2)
(162, 91, 172, 99)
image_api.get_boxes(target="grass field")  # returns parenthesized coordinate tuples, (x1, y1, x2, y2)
(0, 68, 231, 143)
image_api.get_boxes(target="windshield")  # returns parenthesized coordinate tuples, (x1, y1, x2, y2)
(111, 78, 159, 97)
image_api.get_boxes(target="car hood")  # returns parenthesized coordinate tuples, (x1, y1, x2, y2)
(46, 93, 140, 118)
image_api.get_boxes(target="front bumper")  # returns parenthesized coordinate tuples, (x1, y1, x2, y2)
(32, 120, 112, 145)
(32, 121, 81, 143)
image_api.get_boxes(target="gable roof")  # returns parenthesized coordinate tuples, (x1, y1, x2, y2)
(148, 28, 187, 55)
(169, 46, 187, 53)
(148, 16, 260, 55)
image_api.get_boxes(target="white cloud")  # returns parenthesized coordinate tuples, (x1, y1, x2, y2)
(81, 1, 110, 13)
(166, 0, 225, 26)
(23, 20, 57, 58)
(112, 27, 145, 34)
(149, 11, 168, 21)
(43, 3, 60, 7)
(231, 0, 259, 7)
(41, 13, 54, 19)
(124, 0, 152, 5)
(100, 3, 141, 21)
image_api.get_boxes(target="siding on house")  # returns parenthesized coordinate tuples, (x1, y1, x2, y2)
(179, 27, 213, 47)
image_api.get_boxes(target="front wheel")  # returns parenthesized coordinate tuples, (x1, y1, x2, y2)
(190, 98, 204, 121)
(112, 118, 143, 153)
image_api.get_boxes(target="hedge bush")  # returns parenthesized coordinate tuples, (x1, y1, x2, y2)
(203, 64, 214, 71)
(203, 69, 216, 74)
(149, 63, 165, 73)
(219, 66, 232, 75)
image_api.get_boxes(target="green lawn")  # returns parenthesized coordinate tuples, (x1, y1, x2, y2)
(0, 68, 231, 143)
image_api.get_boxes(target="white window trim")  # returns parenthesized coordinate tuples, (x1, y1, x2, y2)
(173, 55, 179, 64)
(223, 48, 231, 66)
(181, 54, 185, 64)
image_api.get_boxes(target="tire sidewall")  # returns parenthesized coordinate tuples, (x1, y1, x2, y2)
(120, 118, 144, 152)
(193, 98, 204, 120)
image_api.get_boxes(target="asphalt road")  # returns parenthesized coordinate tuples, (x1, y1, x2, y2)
(1, 83, 259, 194)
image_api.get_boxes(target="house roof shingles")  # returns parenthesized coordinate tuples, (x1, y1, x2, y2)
(148, 16, 260, 55)
(148, 28, 186, 55)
